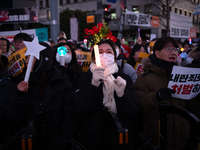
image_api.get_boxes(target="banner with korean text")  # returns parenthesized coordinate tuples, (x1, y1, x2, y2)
(7, 47, 27, 77)
(124, 11, 151, 27)
(75, 51, 92, 72)
(0, 7, 39, 23)
(170, 12, 192, 38)
(168, 66, 200, 100)
(170, 26, 190, 38)
(134, 52, 149, 74)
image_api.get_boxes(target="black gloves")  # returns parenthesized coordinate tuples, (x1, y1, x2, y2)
(156, 88, 175, 101)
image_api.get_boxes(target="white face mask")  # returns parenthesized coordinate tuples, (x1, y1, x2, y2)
(115, 49, 119, 58)
(100, 53, 115, 68)
(56, 53, 72, 65)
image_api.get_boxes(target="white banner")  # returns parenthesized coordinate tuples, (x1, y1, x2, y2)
(124, 11, 151, 27)
(70, 17, 78, 42)
(170, 26, 190, 38)
(170, 12, 193, 28)
(0, 29, 36, 40)
(168, 66, 200, 100)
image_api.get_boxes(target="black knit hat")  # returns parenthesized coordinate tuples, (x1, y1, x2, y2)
(33, 42, 55, 75)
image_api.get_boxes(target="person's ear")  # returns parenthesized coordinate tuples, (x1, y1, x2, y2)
(155, 50, 160, 58)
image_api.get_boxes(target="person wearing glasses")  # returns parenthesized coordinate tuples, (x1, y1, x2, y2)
(12, 33, 33, 52)
(0, 38, 12, 57)
(134, 37, 189, 149)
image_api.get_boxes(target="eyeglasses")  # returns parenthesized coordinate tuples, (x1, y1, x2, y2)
(13, 39, 23, 45)
(165, 47, 180, 53)
(0, 44, 6, 46)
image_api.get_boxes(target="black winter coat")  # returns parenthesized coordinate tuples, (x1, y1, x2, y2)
(185, 58, 200, 119)
(0, 67, 13, 119)
(73, 66, 140, 150)
(6, 66, 76, 150)
(0, 68, 14, 145)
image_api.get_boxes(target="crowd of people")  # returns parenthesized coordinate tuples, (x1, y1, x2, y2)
(0, 30, 200, 150)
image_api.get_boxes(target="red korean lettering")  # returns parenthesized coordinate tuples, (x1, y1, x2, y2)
(181, 84, 194, 94)
(8, 67, 15, 76)
(137, 64, 143, 72)
(172, 84, 183, 94)
(13, 62, 20, 71)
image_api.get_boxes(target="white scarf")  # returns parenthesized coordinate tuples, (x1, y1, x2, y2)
(90, 62, 119, 114)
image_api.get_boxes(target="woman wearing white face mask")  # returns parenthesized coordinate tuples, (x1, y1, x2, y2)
(73, 39, 140, 150)
(55, 42, 84, 90)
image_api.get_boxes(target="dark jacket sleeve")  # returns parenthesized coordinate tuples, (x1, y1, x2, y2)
(0, 79, 13, 121)
(73, 71, 103, 117)
(61, 81, 78, 142)
(114, 72, 140, 119)
(6, 84, 29, 123)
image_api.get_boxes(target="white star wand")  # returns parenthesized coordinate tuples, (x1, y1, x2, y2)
(23, 36, 46, 82)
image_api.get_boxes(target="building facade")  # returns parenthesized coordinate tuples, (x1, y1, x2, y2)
(36, 0, 200, 42)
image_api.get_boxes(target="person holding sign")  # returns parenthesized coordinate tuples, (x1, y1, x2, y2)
(73, 39, 139, 150)
(134, 37, 189, 149)
(7, 42, 76, 150)
(7, 33, 33, 83)
(128, 43, 148, 76)
(13, 33, 33, 52)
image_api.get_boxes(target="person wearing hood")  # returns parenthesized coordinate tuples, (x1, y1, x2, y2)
(55, 42, 84, 91)
(134, 37, 190, 149)
(6, 42, 76, 150)
(73, 39, 139, 150)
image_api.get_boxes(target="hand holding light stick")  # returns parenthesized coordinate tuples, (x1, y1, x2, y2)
(94, 45, 104, 82)
(94, 45, 101, 67)
(23, 36, 46, 82)
(57, 46, 68, 66)
(24, 55, 34, 82)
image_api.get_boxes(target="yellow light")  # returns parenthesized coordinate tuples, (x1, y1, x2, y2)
(180, 47, 184, 52)
(94, 45, 101, 67)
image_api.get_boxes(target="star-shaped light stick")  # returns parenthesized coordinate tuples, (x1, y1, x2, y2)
(24, 36, 46, 82)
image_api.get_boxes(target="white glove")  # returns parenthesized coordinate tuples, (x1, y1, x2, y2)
(114, 76, 126, 97)
(91, 67, 105, 87)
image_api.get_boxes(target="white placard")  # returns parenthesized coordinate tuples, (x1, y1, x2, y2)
(170, 26, 190, 38)
(170, 12, 193, 28)
(168, 66, 200, 100)
(124, 11, 151, 27)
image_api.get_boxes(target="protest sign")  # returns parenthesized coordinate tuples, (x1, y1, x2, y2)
(168, 66, 200, 100)
(134, 52, 149, 73)
(75, 51, 92, 72)
(7, 47, 27, 77)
